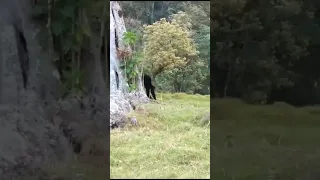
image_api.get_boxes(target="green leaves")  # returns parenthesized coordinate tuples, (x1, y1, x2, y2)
(32, 5, 47, 17)
(118, 31, 142, 92)
(210, 0, 320, 101)
(62, 63, 86, 96)
(123, 31, 137, 46)
(51, 22, 64, 35)
(117, 2, 210, 94)
(80, 23, 92, 37)
(31, 0, 107, 97)
(239, 41, 264, 61)
(143, 16, 198, 76)
(60, 5, 76, 19)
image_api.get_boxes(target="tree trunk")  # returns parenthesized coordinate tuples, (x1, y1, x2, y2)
(223, 66, 232, 97)
(150, 2, 155, 24)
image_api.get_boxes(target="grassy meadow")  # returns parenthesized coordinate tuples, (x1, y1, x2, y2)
(212, 98, 320, 179)
(110, 93, 210, 179)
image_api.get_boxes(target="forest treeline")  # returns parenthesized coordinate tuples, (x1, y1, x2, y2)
(29, 1, 210, 98)
(119, 1, 210, 95)
(211, 0, 320, 106)
(31, 0, 108, 99)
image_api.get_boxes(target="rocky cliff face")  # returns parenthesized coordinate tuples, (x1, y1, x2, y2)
(110, 1, 149, 128)
(0, 1, 148, 178)
(0, 1, 110, 179)
(0, 1, 73, 179)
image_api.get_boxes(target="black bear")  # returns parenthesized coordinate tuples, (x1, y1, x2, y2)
(143, 74, 156, 100)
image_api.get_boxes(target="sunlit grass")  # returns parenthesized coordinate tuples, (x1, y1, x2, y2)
(110, 93, 210, 179)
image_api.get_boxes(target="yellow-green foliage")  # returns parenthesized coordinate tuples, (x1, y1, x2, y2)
(169, 11, 193, 31)
(142, 18, 198, 76)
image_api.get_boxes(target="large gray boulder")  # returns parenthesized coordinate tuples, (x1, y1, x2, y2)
(110, 1, 150, 129)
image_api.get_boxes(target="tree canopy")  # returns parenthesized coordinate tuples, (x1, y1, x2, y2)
(120, 1, 210, 94)
(142, 18, 198, 77)
(211, 0, 320, 105)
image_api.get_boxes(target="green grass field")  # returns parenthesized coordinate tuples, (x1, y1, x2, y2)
(110, 93, 210, 179)
(212, 98, 320, 179)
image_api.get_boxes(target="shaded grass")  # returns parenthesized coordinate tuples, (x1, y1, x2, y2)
(212, 98, 320, 179)
(110, 93, 210, 179)
(42, 135, 109, 180)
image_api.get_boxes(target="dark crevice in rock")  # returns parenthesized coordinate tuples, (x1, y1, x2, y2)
(115, 71, 119, 89)
(14, 26, 29, 89)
